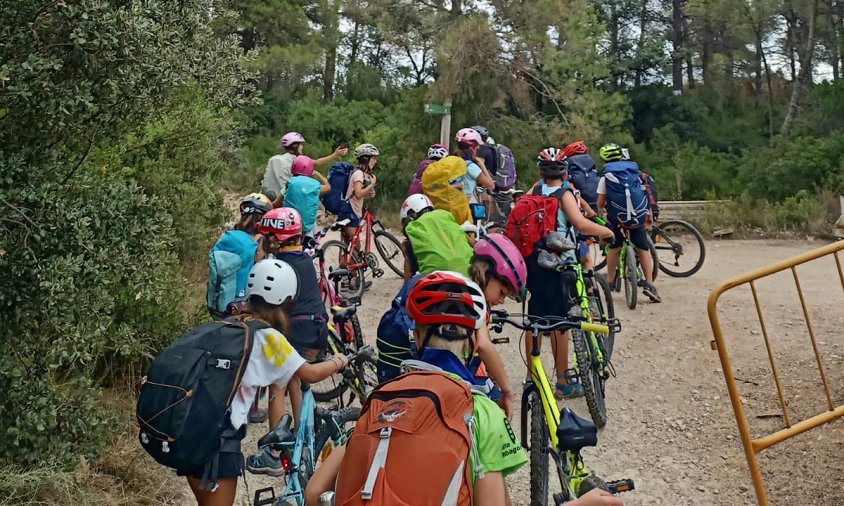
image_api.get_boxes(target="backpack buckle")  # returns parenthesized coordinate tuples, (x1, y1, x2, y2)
(162, 441, 170, 453)
(215, 359, 231, 370)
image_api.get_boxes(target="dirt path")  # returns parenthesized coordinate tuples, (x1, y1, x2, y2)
(181, 239, 843, 506)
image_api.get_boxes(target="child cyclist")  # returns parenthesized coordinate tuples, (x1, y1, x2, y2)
(454, 128, 494, 205)
(182, 258, 349, 506)
(527, 148, 614, 400)
(596, 143, 661, 303)
(407, 143, 449, 196)
(246, 207, 331, 477)
(342, 143, 380, 241)
(283, 155, 330, 244)
(306, 272, 527, 506)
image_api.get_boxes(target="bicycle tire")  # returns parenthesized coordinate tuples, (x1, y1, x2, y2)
(647, 235, 659, 282)
(650, 220, 706, 278)
(592, 274, 615, 362)
(528, 390, 551, 506)
(623, 245, 637, 310)
(577, 475, 610, 497)
(313, 406, 361, 462)
(373, 230, 405, 277)
(320, 239, 366, 301)
(311, 334, 348, 403)
(591, 241, 608, 271)
(573, 329, 608, 428)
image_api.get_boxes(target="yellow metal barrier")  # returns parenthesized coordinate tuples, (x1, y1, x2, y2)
(707, 240, 844, 506)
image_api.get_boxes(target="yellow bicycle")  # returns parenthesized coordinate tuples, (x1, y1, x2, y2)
(489, 311, 633, 505)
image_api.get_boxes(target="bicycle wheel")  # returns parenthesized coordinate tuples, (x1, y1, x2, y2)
(622, 245, 637, 310)
(320, 239, 366, 301)
(572, 329, 608, 428)
(373, 230, 405, 277)
(647, 235, 659, 282)
(313, 406, 361, 463)
(527, 390, 550, 506)
(592, 274, 615, 362)
(650, 219, 706, 277)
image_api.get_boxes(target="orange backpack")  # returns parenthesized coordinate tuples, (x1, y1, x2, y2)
(334, 370, 476, 506)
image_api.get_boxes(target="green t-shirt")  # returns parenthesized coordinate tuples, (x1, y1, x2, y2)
(469, 392, 527, 480)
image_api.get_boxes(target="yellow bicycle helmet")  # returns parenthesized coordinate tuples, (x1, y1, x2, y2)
(599, 143, 623, 162)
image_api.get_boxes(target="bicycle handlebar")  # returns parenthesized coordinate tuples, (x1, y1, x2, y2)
(489, 310, 615, 335)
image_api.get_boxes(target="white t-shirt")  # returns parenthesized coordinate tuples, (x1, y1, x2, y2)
(229, 327, 306, 429)
(596, 176, 607, 195)
(261, 153, 296, 200)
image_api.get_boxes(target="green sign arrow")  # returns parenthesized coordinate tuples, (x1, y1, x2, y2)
(424, 103, 451, 115)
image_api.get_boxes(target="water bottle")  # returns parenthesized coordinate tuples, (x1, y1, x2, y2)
(318, 491, 335, 506)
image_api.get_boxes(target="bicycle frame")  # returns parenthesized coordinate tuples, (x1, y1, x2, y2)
(325, 322, 368, 401)
(564, 263, 608, 366)
(519, 319, 610, 501)
(341, 210, 379, 273)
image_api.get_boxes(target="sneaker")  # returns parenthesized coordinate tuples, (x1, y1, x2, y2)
(554, 382, 584, 400)
(248, 406, 268, 424)
(642, 282, 662, 303)
(246, 447, 284, 477)
(608, 276, 621, 293)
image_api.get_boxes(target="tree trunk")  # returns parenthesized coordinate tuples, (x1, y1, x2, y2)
(828, 0, 840, 80)
(701, 13, 713, 85)
(634, 0, 648, 87)
(782, 0, 819, 135)
(754, 38, 763, 105)
(322, 0, 340, 103)
(671, 0, 685, 93)
(609, 1, 620, 90)
(686, 52, 696, 88)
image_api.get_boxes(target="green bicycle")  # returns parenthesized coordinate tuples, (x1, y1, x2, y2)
(489, 311, 633, 505)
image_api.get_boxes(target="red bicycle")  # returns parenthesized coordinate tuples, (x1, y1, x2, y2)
(319, 208, 405, 300)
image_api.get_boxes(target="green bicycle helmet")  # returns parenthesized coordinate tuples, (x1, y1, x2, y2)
(599, 143, 623, 162)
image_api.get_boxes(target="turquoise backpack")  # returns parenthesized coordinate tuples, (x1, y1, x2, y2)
(206, 230, 259, 320)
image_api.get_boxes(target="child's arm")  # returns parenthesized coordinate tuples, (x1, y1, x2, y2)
(295, 355, 348, 384)
(319, 182, 331, 195)
(475, 326, 513, 419)
(473, 471, 507, 506)
(563, 192, 613, 239)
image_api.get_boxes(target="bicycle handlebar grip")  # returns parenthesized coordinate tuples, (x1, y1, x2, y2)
(580, 322, 610, 335)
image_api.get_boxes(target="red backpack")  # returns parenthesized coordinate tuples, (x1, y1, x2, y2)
(334, 370, 476, 506)
(505, 185, 566, 257)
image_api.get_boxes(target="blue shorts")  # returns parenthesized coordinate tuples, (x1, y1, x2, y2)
(526, 251, 573, 318)
(338, 209, 360, 228)
(287, 318, 328, 355)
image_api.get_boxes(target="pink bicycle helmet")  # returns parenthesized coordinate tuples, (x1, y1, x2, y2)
(455, 128, 485, 147)
(291, 155, 315, 176)
(256, 207, 303, 241)
(473, 233, 528, 302)
(281, 132, 306, 148)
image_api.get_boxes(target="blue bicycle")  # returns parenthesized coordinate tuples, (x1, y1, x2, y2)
(252, 347, 371, 506)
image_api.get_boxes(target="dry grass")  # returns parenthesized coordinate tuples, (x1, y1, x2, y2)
(0, 408, 186, 506)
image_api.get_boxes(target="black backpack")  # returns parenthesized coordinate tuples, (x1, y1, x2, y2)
(566, 154, 600, 210)
(137, 319, 268, 482)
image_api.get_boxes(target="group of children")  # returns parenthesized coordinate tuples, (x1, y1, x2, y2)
(160, 129, 641, 506)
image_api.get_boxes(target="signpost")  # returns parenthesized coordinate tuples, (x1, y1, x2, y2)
(425, 100, 453, 150)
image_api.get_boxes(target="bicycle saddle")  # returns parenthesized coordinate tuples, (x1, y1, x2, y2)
(258, 414, 295, 449)
(331, 219, 351, 230)
(330, 305, 357, 323)
(327, 267, 350, 282)
(556, 407, 597, 452)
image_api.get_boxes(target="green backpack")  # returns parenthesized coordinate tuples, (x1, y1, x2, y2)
(405, 209, 473, 276)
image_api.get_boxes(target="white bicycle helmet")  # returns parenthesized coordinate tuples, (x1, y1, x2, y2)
(355, 143, 380, 158)
(246, 259, 299, 305)
(400, 194, 434, 224)
(427, 143, 448, 160)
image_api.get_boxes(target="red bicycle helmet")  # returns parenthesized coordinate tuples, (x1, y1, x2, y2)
(406, 271, 487, 333)
(256, 207, 303, 241)
(563, 141, 588, 157)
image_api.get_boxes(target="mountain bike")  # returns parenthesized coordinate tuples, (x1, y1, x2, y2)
(611, 227, 659, 310)
(310, 305, 378, 405)
(320, 210, 405, 298)
(251, 350, 367, 506)
(650, 219, 706, 277)
(489, 311, 633, 505)
(590, 218, 659, 283)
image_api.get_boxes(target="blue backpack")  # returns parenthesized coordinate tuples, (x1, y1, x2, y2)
(566, 153, 600, 210)
(206, 230, 258, 320)
(376, 274, 423, 382)
(321, 162, 355, 216)
(602, 161, 650, 228)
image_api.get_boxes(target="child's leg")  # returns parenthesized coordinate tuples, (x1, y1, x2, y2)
(187, 477, 237, 506)
(550, 330, 569, 381)
(268, 384, 286, 430)
(305, 445, 346, 506)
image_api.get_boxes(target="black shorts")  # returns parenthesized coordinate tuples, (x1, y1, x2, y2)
(525, 251, 573, 319)
(287, 318, 328, 355)
(608, 221, 650, 251)
(177, 426, 246, 480)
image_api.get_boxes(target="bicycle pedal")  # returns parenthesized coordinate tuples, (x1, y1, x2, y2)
(564, 368, 579, 382)
(373, 268, 384, 278)
(253, 487, 275, 506)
